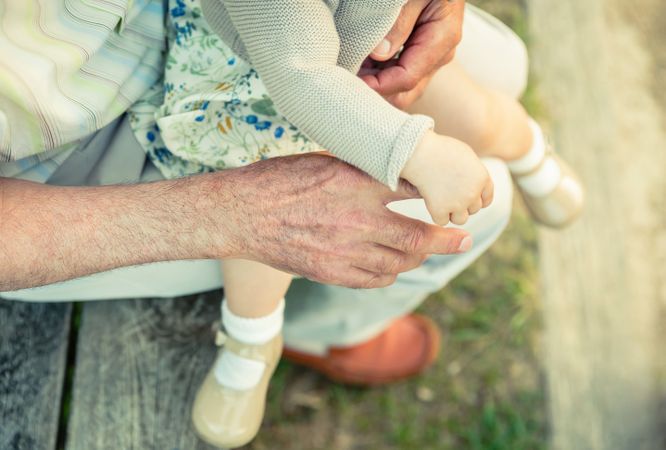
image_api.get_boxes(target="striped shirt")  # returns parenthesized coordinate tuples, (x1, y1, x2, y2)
(0, 0, 165, 181)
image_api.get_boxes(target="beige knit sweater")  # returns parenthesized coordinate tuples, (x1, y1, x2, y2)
(200, 0, 434, 189)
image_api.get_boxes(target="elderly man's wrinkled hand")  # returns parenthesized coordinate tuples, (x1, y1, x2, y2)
(360, 0, 465, 109)
(220, 154, 473, 289)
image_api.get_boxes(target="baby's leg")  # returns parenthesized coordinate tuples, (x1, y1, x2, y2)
(409, 60, 533, 162)
(216, 260, 290, 389)
(192, 259, 290, 447)
(410, 60, 584, 228)
(215, 258, 289, 384)
(222, 259, 292, 318)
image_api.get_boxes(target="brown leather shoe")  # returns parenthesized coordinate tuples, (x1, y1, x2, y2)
(282, 314, 440, 386)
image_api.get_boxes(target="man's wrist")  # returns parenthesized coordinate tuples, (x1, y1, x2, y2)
(120, 171, 246, 263)
(179, 171, 244, 261)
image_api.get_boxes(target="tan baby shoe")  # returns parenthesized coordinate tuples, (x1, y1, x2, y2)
(191, 331, 283, 449)
(512, 150, 585, 228)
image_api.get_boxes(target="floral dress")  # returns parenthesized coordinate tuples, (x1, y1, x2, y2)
(129, 0, 319, 179)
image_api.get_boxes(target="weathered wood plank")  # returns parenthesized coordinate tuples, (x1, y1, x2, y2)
(530, 0, 666, 448)
(0, 299, 72, 450)
(65, 294, 222, 450)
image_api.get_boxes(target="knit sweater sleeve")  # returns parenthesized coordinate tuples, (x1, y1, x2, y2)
(203, 0, 434, 190)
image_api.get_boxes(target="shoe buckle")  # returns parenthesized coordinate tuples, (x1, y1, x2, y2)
(215, 329, 228, 347)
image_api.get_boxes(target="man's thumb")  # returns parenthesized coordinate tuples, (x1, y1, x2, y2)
(370, 2, 422, 61)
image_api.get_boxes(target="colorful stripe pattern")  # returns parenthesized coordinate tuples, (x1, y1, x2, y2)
(0, 0, 166, 164)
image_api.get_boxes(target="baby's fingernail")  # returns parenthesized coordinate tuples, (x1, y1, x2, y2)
(458, 236, 473, 253)
(373, 39, 391, 56)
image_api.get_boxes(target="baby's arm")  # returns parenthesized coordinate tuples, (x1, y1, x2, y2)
(205, 0, 492, 225)
(205, 0, 432, 190)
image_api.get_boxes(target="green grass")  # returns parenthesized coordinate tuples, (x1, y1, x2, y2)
(56, 303, 82, 450)
(247, 202, 545, 450)
(244, 2, 548, 449)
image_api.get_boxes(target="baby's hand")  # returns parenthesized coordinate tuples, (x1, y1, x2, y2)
(401, 131, 494, 226)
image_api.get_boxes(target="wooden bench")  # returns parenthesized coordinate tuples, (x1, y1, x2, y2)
(1, 294, 222, 450)
(3, 1, 666, 449)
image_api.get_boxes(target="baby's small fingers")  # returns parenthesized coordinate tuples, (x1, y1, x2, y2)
(431, 211, 451, 227)
(423, 198, 452, 226)
(467, 198, 483, 215)
(481, 179, 495, 208)
(450, 210, 470, 226)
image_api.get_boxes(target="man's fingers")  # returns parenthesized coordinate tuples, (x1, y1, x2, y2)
(376, 215, 472, 255)
(439, 47, 458, 67)
(371, 58, 424, 96)
(337, 268, 398, 289)
(354, 245, 427, 275)
(329, 220, 474, 288)
(370, 16, 442, 96)
(359, 271, 398, 289)
(370, 1, 424, 61)
(384, 178, 421, 202)
(371, 3, 464, 97)
(385, 74, 432, 109)
(361, 58, 416, 97)
(317, 248, 422, 289)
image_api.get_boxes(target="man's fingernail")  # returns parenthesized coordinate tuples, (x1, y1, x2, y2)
(458, 236, 473, 253)
(373, 39, 391, 56)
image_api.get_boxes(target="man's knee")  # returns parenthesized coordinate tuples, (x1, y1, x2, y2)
(457, 4, 530, 99)
(499, 31, 529, 99)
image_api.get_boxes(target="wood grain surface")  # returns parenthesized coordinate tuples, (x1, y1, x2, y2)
(65, 294, 223, 450)
(0, 300, 71, 450)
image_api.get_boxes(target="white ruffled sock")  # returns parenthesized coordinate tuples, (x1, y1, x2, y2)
(507, 119, 562, 197)
(214, 298, 284, 390)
